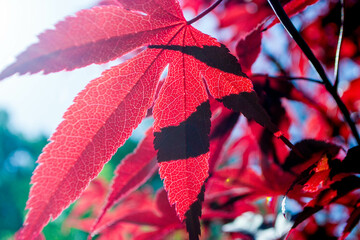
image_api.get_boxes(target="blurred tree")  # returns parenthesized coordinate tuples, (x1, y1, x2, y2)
(0, 110, 47, 239)
(0, 110, 150, 239)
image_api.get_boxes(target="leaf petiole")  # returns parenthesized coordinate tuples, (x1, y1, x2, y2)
(187, 0, 224, 25)
(252, 74, 323, 84)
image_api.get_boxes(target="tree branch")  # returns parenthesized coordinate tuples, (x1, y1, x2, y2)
(252, 74, 323, 84)
(334, 0, 345, 88)
(267, 0, 360, 145)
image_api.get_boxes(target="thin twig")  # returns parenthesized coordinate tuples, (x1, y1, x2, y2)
(277, 76, 323, 84)
(263, 48, 288, 75)
(267, 0, 360, 145)
(252, 74, 323, 84)
(187, 0, 223, 25)
(334, 0, 345, 88)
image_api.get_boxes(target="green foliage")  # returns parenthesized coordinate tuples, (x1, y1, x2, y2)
(0, 110, 47, 239)
(0, 109, 145, 239)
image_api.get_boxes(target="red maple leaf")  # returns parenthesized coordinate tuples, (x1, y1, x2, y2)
(92, 189, 184, 240)
(67, 186, 156, 238)
(0, 1, 282, 239)
(236, 27, 263, 74)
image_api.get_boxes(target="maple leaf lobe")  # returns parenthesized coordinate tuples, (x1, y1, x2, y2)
(149, 44, 247, 77)
(16, 47, 167, 240)
(154, 101, 211, 162)
(0, 4, 184, 80)
(185, 184, 206, 240)
(219, 91, 279, 133)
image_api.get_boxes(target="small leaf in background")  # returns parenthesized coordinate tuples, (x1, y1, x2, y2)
(236, 27, 262, 74)
(330, 146, 360, 177)
(90, 128, 158, 235)
(282, 139, 340, 173)
(290, 176, 360, 236)
(342, 78, 360, 113)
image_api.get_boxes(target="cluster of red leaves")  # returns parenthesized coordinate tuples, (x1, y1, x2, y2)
(66, 181, 184, 240)
(1, 0, 360, 239)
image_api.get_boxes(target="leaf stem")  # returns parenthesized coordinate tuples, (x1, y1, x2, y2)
(334, 0, 345, 88)
(252, 74, 323, 84)
(267, 0, 360, 145)
(277, 76, 323, 84)
(187, 0, 223, 25)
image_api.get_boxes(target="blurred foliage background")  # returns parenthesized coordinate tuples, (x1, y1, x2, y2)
(0, 110, 46, 239)
(0, 109, 154, 239)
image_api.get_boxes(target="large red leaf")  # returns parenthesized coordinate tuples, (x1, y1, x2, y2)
(1, 1, 282, 239)
(16, 47, 167, 240)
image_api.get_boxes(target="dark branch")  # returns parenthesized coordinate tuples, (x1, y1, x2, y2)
(187, 0, 224, 25)
(251, 74, 323, 84)
(267, 0, 360, 145)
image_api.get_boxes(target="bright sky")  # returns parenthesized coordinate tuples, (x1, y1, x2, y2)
(0, 0, 219, 139)
(0, 0, 102, 138)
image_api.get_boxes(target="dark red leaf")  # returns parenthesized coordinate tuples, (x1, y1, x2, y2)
(291, 176, 360, 230)
(330, 146, 360, 178)
(340, 201, 360, 240)
(282, 139, 340, 173)
(236, 27, 262, 74)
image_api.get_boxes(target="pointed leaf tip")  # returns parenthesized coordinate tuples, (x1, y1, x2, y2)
(185, 184, 206, 240)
